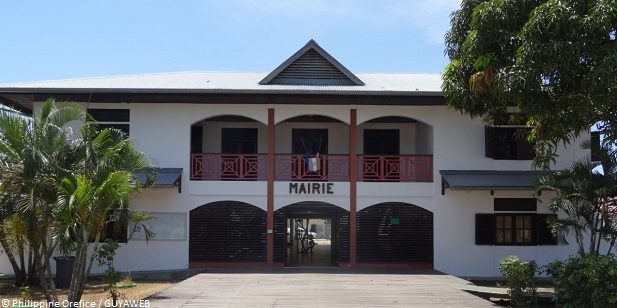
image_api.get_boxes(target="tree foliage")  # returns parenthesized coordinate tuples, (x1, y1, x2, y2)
(0, 99, 87, 301)
(547, 254, 617, 307)
(444, 0, 617, 167)
(61, 123, 156, 303)
(499, 256, 539, 308)
(0, 100, 157, 303)
(538, 144, 617, 256)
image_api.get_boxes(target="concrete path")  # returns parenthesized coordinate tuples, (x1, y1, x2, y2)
(148, 269, 498, 308)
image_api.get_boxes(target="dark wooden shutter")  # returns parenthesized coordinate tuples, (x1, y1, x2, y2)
(536, 214, 558, 245)
(515, 128, 535, 160)
(87, 109, 130, 122)
(485, 126, 496, 158)
(475, 214, 495, 245)
(190, 126, 203, 154)
(591, 131, 601, 161)
(494, 198, 537, 212)
(104, 220, 128, 243)
(92, 211, 127, 243)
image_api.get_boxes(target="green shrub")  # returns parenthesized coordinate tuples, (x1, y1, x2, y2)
(547, 255, 617, 308)
(499, 256, 538, 307)
(95, 240, 124, 304)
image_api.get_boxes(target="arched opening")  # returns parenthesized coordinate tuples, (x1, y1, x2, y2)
(275, 115, 350, 181)
(189, 201, 266, 266)
(274, 202, 349, 267)
(191, 115, 267, 180)
(277, 114, 348, 125)
(357, 202, 433, 267)
(357, 116, 433, 182)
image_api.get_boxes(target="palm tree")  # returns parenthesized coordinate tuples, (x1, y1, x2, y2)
(538, 144, 617, 257)
(57, 124, 156, 303)
(0, 99, 86, 301)
(0, 189, 29, 286)
(0, 106, 34, 287)
(0, 100, 157, 303)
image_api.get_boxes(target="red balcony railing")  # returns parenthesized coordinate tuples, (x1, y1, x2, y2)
(190, 154, 432, 182)
(191, 153, 267, 180)
(274, 154, 349, 181)
(358, 155, 433, 182)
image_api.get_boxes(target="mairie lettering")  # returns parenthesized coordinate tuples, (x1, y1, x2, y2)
(289, 182, 334, 194)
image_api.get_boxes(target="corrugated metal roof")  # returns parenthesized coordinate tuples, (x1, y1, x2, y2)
(0, 71, 442, 95)
(440, 170, 553, 191)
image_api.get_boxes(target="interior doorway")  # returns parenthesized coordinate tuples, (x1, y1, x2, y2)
(274, 202, 349, 267)
(221, 128, 258, 154)
(364, 129, 400, 155)
(285, 215, 334, 267)
(292, 128, 328, 155)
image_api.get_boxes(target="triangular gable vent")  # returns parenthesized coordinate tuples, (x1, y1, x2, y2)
(260, 39, 364, 86)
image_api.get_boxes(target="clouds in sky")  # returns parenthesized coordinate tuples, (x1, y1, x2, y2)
(0, 0, 460, 82)
(217, 0, 459, 44)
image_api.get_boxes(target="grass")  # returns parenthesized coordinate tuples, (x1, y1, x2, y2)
(0, 279, 176, 304)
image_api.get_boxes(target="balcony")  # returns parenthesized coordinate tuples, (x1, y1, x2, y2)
(358, 155, 433, 182)
(274, 154, 349, 181)
(190, 153, 432, 182)
(191, 154, 267, 180)
(189, 114, 434, 183)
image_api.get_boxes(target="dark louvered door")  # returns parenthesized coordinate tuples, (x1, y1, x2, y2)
(337, 210, 350, 262)
(273, 211, 287, 263)
(189, 201, 267, 262)
(357, 202, 433, 263)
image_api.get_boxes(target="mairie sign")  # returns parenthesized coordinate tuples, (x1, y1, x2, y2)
(289, 182, 334, 195)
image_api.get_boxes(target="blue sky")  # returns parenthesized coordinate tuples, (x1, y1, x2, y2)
(0, 0, 459, 83)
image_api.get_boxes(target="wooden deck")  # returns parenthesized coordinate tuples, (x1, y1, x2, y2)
(148, 270, 499, 307)
(459, 285, 554, 303)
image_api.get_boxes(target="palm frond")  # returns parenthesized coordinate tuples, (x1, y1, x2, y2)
(127, 211, 156, 242)
(38, 99, 55, 125)
(47, 103, 87, 129)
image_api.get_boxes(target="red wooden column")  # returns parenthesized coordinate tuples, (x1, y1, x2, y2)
(266, 108, 275, 266)
(349, 108, 358, 267)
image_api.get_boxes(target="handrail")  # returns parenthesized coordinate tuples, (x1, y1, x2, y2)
(358, 155, 433, 182)
(274, 154, 349, 181)
(190, 153, 433, 182)
(191, 153, 267, 180)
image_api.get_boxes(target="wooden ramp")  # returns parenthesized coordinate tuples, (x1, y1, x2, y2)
(149, 271, 500, 307)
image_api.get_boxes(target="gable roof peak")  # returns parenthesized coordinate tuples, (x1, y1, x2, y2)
(259, 39, 364, 86)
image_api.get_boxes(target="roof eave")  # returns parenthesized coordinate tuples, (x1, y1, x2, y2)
(0, 87, 444, 96)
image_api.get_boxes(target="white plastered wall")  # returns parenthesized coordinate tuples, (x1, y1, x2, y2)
(0, 102, 592, 276)
(428, 106, 588, 276)
(432, 189, 580, 277)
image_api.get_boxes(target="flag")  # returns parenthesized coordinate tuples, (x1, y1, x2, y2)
(309, 153, 320, 172)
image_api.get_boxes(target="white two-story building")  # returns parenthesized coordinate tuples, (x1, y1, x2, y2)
(0, 40, 587, 277)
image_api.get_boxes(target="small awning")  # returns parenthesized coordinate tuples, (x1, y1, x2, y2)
(440, 170, 553, 194)
(135, 168, 182, 193)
